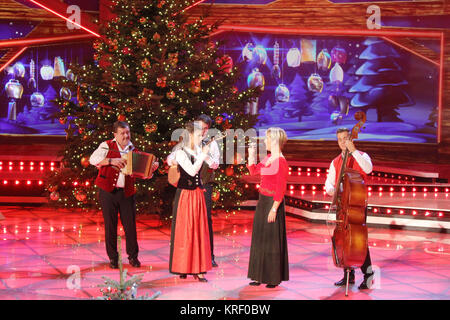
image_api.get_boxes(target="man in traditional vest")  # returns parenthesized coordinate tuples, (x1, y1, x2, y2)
(325, 127, 375, 290)
(89, 121, 158, 269)
(167, 115, 220, 267)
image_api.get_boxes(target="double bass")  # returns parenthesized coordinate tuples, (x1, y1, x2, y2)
(328, 111, 368, 296)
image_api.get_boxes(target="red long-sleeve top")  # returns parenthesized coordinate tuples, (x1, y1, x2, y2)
(247, 156, 289, 202)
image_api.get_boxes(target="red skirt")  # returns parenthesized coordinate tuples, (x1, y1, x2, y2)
(170, 187, 212, 274)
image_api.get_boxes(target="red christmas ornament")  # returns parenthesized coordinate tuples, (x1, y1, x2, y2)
(179, 108, 187, 116)
(225, 166, 234, 176)
(145, 123, 157, 133)
(189, 79, 201, 94)
(75, 191, 87, 202)
(141, 88, 154, 97)
(50, 191, 59, 201)
(331, 45, 347, 64)
(211, 190, 220, 202)
(168, 52, 178, 67)
(200, 71, 210, 81)
(216, 55, 233, 73)
(153, 33, 161, 41)
(156, 76, 167, 88)
(166, 90, 175, 99)
(215, 116, 223, 124)
(141, 58, 151, 69)
(81, 156, 90, 168)
(122, 47, 131, 55)
(138, 37, 147, 47)
(118, 114, 126, 122)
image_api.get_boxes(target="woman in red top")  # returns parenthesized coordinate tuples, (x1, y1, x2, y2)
(246, 127, 289, 288)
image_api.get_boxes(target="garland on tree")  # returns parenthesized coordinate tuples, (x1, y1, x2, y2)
(46, 0, 261, 218)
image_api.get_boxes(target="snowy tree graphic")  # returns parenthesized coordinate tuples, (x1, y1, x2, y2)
(350, 38, 414, 122)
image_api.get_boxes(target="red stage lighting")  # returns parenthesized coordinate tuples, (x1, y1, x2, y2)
(27, 0, 100, 37)
(0, 47, 28, 72)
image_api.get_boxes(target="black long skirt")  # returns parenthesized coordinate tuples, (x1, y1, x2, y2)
(247, 193, 289, 285)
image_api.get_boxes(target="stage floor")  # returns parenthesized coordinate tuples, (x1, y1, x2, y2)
(0, 206, 449, 300)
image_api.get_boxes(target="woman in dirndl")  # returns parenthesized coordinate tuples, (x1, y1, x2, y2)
(169, 121, 212, 282)
(247, 127, 289, 288)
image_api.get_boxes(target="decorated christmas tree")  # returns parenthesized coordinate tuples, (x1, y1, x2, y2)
(46, 0, 260, 218)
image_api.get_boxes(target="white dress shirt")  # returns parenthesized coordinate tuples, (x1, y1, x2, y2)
(325, 151, 373, 196)
(167, 139, 220, 170)
(175, 146, 208, 177)
(89, 139, 134, 188)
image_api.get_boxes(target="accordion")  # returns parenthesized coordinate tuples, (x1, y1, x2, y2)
(121, 150, 156, 178)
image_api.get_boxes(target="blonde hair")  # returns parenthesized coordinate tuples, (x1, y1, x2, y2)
(266, 127, 288, 151)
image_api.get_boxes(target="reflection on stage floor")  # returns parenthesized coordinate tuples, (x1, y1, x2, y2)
(0, 207, 448, 300)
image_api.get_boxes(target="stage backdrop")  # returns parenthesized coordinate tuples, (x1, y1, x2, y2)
(213, 31, 440, 143)
(0, 27, 440, 144)
(0, 43, 93, 135)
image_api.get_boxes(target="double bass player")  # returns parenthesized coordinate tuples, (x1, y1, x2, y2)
(325, 127, 375, 290)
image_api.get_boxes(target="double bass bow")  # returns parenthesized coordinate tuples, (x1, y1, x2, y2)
(328, 111, 368, 296)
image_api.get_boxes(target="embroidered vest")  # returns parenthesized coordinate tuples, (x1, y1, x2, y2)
(94, 140, 136, 197)
(333, 151, 368, 186)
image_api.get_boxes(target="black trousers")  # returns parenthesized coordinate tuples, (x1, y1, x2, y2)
(203, 183, 215, 260)
(99, 188, 139, 261)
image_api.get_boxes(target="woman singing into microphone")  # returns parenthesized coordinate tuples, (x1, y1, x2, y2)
(247, 127, 289, 288)
(169, 121, 212, 282)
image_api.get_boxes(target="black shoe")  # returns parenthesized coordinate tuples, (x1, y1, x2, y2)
(128, 258, 141, 268)
(334, 270, 355, 286)
(212, 260, 218, 268)
(249, 281, 261, 286)
(193, 274, 208, 282)
(179, 274, 187, 279)
(109, 259, 119, 269)
(266, 284, 278, 288)
(358, 272, 375, 290)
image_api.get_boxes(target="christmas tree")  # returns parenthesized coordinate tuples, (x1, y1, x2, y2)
(98, 237, 161, 300)
(46, 0, 260, 218)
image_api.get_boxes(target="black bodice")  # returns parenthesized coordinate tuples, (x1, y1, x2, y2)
(176, 151, 204, 190)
